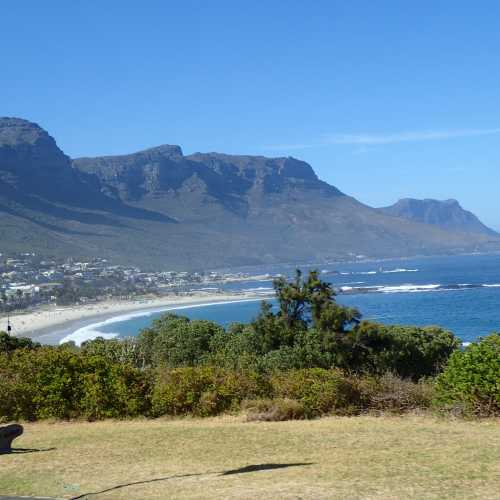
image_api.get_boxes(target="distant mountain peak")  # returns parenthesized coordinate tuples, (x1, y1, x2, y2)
(380, 198, 497, 236)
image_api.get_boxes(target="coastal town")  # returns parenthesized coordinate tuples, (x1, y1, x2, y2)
(0, 253, 274, 313)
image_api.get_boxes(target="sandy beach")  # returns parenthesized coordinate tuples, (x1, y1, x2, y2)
(0, 291, 264, 342)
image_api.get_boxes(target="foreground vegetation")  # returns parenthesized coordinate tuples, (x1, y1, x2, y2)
(1, 416, 499, 499)
(1, 271, 498, 422)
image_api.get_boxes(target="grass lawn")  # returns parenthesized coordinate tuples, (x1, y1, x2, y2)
(0, 415, 499, 499)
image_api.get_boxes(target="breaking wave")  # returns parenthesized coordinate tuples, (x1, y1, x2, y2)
(338, 283, 500, 294)
(241, 286, 275, 295)
(59, 298, 262, 346)
(339, 268, 419, 276)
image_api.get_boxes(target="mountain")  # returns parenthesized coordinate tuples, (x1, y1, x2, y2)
(379, 198, 498, 236)
(1, 117, 499, 269)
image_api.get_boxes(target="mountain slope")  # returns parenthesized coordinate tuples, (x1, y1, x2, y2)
(380, 198, 497, 236)
(1, 117, 499, 269)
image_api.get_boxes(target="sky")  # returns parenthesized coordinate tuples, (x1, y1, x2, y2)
(2, 1, 500, 228)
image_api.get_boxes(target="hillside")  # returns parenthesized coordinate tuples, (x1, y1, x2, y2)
(1, 117, 500, 269)
(2, 416, 499, 499)
(380, 198, 498, 236)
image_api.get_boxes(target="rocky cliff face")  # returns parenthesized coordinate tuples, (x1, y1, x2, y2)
(0, 117, 81, 202)
(1, 117, 499, 269)
(73, 149, 343, 212)
(74, 145, 185, 201)
(73, 147, 345, 225)
(380, 198, 497, 236)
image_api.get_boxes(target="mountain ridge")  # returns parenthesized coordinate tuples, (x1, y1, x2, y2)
(1, 117, 499, 269)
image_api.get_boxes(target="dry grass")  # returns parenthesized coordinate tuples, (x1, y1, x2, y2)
(0, 415, 499, 499)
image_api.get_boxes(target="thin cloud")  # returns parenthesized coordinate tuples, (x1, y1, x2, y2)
(264, 143, 316, 151)
(264, 127, 500, 151)
(323, 128, 500, 145)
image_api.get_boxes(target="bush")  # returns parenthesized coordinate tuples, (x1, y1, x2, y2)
(0, 331, 40, 353)
(138, 314, 224, 368)
(345, 322, 460, 379)
(270, 368, 361, 417)
(354, 373, 435, 414)
(206, 323, 262, 371)
(434, 334, 500, 416)
(78, 355, 150, 420)
(0, 352, 37, 422)
(0, 347, 84, 420)
(0, 347, 150, 421)
(242, 398, 305, 421)
(81, 337, 145, 368)
(150, 366, 270, 417)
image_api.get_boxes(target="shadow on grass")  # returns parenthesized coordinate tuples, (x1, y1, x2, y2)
(221, 462, 314, 475)
(0, 447, 56, 456)
(70, 462, 314, 499)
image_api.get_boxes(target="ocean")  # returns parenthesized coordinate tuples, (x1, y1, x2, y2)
(60, 253, 500, 345)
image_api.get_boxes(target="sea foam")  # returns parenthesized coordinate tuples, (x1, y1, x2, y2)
(339, 268, 419, 276)
(338, 282, 500, 294)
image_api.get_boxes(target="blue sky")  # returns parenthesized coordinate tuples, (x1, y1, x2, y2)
(2, 1, 500, 228)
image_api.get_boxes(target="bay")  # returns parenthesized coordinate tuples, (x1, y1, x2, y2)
(70, 253, 500, 345)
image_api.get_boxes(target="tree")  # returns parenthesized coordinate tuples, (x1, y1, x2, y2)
(137, 314, 224, 368)
(252, 270, 361, 355)
(271, 270, 360, 331)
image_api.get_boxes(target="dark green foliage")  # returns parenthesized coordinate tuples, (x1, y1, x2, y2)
(204, 270, 360, 372)
(343, 321, 460, 379)
(0, 331, 40, 353)
(434, 333, 500, 416)
(206, 323, 262, 370)
(256, 270, 360, 346)
(138, 314, 224, 368)
(203, 272, 458, 379)
(206, 324, 334, 373)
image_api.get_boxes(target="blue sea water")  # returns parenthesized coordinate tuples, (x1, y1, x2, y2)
(67, 254, 500, 345)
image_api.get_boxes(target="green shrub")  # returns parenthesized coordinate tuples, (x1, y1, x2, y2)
(0, 331, 40, 353)
(0, 347, 84, 420)
(0, 347, 150, 421)
(270, 368, 360, 417)
(138, 314, 224, 368)
(0, 352, 38, 422)
(434, 334, 500, 416)
(78, 355, 150, 420)
(150, 366, 270, 417)
(206, 323, 262, 371)
(242, 398, 305, 421)
(345, 322, 460, 379)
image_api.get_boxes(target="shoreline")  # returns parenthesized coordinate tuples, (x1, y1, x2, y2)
(1, 292, 265, 344)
